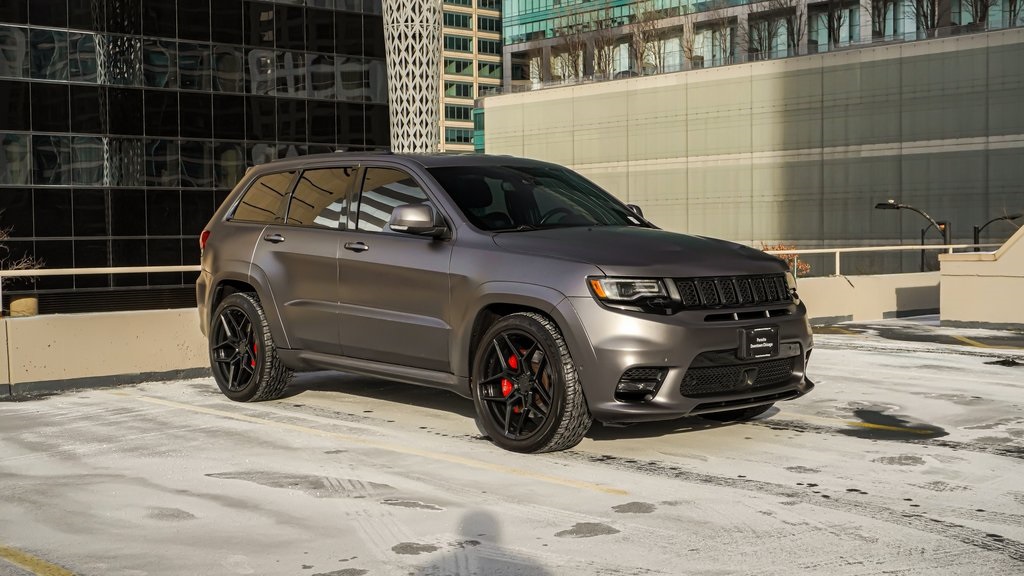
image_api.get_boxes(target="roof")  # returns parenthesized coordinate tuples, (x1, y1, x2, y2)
(249, 152, 554, 172)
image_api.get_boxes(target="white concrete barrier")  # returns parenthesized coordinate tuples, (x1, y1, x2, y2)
(792, 272, 940, 325)
(0, 272, 945, 397)
(1, 309, 209, 397)
(940, 226, 1024, 329)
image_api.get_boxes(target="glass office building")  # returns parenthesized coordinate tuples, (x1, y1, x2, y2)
(0, 0, 387, 313)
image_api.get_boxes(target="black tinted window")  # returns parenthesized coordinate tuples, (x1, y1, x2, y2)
(428, 165, 646, 232)
(355, 168, 428, 233)
(287, 167, 357, 229)
(232, 171, 295, 223)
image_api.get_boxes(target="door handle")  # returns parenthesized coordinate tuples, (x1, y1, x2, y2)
(263, 233, 285, 244)
(344, 241, 369, 253)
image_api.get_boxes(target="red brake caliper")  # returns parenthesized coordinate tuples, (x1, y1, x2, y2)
(251, 343, 258, 368)
(505, 355, 521, 412)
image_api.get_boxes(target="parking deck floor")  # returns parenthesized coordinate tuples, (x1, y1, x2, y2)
(1, 318, 1023, 575)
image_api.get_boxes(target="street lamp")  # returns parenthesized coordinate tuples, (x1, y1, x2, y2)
(973, 213, 1023, 251)
(874, 199, 950, 272)
(874, 199, 949, 243)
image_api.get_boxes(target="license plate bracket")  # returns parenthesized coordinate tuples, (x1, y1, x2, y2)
(740, 326, 779, 360)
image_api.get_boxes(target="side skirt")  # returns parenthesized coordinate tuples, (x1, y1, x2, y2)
(277, 350, 471, 399)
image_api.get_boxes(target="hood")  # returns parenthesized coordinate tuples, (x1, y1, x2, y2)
(491, 227, 786, 278)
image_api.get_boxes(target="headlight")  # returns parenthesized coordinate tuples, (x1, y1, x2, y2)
(588, 277, 676, 314)
(784, 271, 799, 301)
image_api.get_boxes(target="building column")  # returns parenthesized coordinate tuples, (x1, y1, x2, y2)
(583, 38, 596, 77)
(382, 0, 442, 153)
(503, 49, 513, 86)
(541, 44, 553, 82)
(860, 1, 874, 41)
(735, 11, 748, 59)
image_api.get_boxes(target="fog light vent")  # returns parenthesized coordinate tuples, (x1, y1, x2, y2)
(615, 367, 668, 402)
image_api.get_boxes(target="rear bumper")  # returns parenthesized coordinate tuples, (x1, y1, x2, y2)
(556, 297, 814, 423)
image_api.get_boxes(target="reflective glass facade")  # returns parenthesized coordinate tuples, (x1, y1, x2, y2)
(0, 0, 387, 311)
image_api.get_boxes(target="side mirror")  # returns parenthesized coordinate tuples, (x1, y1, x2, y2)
(389, 204, 447, 238)
(627, 204, 644, 218)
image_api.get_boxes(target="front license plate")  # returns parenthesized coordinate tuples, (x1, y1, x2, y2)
(741, 326, 779, 359)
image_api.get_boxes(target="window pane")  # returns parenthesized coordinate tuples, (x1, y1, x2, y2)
(0, 25, 30, 79)
(32, 135, 71, 185)
(142, 39, 176, 88)
(145, 138, 180, 187)
(307, 53, 336, 99)
(142, 0, 176, 39)
(178, 0, 211, 42)
(30, 29, 68, 80)
(102, 34, 143, 86)
(246, 48, 275, 95)
(287, 167, 357, 228)
(71, 84, 105, 134)
(0, 133, 31, 185)
(105, 137, 144, 186)
(178, 42, 211, 90)
(212, 45, 244, 92)
(233, 171, 295, 223)
(71, 136, 105, 186)
(306, 8, 334, 53)
(106, 0, 141, 35)
(180, 140, 214, 188)
(211, 0, 244, 44)
(356, 168, 428, 233)
(213, 142, 245, 189)
(69, 32, 99, 82)
(213, 94, 246, 140)
(0, 80, 30, 131)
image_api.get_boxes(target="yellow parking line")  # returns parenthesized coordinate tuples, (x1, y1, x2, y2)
(843, 421, 937, 435)
(953, 335, 990, 348)
(128, 394, 628, 496)
(0, 545, 75, 576)
(950, 335, 1023, 350)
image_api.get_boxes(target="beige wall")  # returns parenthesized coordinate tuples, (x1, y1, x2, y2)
(940, 226, 1024, 328)
(483, 29, 1024, 274)
(797, 273, 940, 324)
(1, 309, 208, 395)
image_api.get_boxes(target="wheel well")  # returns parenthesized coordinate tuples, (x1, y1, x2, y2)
(467, 304, 551, 376)
(213, 280, 257, 311)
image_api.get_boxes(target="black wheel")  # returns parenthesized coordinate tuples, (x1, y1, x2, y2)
(209, 292, 291, 402)
(472, 312, 592, 453)
(700, 403, 775, 422)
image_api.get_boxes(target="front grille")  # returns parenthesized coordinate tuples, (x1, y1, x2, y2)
(675, 274, 791, 311)
(679, 357, 796, 398)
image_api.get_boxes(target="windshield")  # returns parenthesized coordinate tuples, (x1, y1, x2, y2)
(427, 165, 649, 231)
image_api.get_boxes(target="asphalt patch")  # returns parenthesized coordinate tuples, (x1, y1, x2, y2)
(554, 522, 620, 538)
(986, 358, 1023, 367)
(391, 542, 439, 555)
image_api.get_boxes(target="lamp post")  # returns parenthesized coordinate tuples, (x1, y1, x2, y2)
(973, 213, 1023, 251)
(874, 199, 950, 272)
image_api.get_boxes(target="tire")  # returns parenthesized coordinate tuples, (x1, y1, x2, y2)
(471, 312, 592, 453)
(209, 292, 291, 402)
(700, 403, 775, 422)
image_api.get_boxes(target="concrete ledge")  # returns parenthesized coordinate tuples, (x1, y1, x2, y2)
(797, 272, 940, 324)
(2, 368, 211, 399)
(1, 308, 209, 395)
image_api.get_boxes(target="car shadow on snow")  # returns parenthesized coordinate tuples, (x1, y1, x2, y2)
(280, 370, 775, 443)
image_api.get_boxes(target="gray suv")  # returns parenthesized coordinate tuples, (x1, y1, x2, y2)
(197, 152, 814, 453)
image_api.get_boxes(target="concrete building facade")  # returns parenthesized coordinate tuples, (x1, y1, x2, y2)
(482, 27, 1024, 275)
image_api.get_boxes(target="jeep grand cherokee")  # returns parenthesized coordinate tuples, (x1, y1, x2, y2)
(196, 152, 814, 453)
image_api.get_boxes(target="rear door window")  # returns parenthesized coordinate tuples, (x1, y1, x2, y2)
(353, 167, 429, 234)
(286, 167, 358, 229)
(231, 171, 296, 223)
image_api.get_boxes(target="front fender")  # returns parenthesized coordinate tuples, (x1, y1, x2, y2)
(452, 281, 587, 382)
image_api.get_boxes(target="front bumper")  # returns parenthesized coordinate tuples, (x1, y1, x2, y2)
(556, 296, 814, 423)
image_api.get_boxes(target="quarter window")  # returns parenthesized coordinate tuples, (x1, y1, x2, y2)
(232, 171, 295, 223)
(355, 168, 429, 233)
(286, 167, 358, 229)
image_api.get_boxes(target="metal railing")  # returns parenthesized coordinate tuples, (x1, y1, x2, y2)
(765, 244, 1001, 277)
(494, 21, 1024, 96)
(0, 245, 1005, 308)
(0, 265, 201, 308)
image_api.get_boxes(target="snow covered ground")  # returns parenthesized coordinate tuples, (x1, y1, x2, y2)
(1, 326, 1022, 575)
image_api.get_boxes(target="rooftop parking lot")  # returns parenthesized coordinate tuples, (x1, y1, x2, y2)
(1, 318, 1023, 576)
